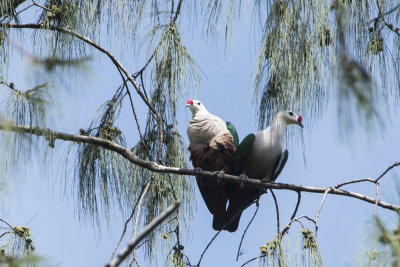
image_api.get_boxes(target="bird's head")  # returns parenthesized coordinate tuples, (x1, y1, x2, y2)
(186, 99, 207, 115)
(277, 111, 304, 128)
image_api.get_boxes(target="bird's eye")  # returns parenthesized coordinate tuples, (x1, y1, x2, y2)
(197, 102, 201, 105)
(288, 111, 293, 116)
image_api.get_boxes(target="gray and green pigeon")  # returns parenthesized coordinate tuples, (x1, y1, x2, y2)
(186, 99, 239, 230)
(225, 111, 303, 232)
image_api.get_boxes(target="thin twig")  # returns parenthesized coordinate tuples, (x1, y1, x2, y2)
(240, 256, 263, 267)
(32, 0, 52, 12)
(132, 178, 152, 260)
(171, 0, 183, 24)
(2, 3, 34, 23)
(126, 89, 152, 159)
(293, 218, 306, 229)
(133, 217, 178, 250)
(159, 171, 182, 248)
(0, 81, 22, 94)
(314, 188, 331, 237)
(236, 202, 260, 262)
(111, 180, 152, 261)
(106, 200, 181, 267)
(196, 230, 223, 266)
(281, 215, 317, 236)
(281, 191, 302, 236)
(374, 0, 400, 36)
(369, 183, 380, 267)
(375, 162, 400, 182)
(0, 231, 13, 239)
(0, 218, 14, 229)
(290, 191, 301, 221)
(293, 216, 316, 229)
(334, 178, 376, 189)
(270, 189, 280, 234)
(369, 2, 400, 23)
(114, 68, 152, 160)
(128, 256, 141, 267)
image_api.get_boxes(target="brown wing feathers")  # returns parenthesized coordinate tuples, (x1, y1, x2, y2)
(189, 133, 236, 230)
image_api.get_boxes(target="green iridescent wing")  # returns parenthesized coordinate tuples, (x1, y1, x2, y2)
(231, 133, 255, 176)
(226, 121, 239, 148)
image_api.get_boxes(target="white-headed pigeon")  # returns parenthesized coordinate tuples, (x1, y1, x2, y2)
(186, 99, 239, 230)
(225, 111, 303, 232)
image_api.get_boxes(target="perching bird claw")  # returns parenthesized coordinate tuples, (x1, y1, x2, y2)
(238, 174, 248, 189)
(193, 167, 202, 176)
(215, 170, 225, 183)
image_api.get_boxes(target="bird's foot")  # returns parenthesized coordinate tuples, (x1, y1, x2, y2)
(215, 170, 225, 183)
(238, 174, 249, 189)
(260, 178, 272, 193)
(261, 178, 270, 183)
(193, 167, 202, 176)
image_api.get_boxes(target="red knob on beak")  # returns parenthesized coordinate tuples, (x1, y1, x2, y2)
(297, 115, 302, 123)
(187, 99, 194, 105)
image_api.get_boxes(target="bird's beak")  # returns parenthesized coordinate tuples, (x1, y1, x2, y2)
(297, 115, 304, 128)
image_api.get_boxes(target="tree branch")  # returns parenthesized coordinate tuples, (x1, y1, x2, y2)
(369, 3, 400, 23)
(236, 202, 259, 262)
(0, 22, 165, 161)
(280, 191, 302, 235)
(106, 200, 181, 267)
(290, 192, 301, 221)
(314, 188, 331, 236)
(110, 180, 152, 261)
(376, 162, 400, 182)
(132, 178, 152, 261)
(0, 0, 28, 19)
(270, 189, 280, 233)
(370, 1, 400, 36)
(196, 229, 222, 267)
(1, 123, 399, 213)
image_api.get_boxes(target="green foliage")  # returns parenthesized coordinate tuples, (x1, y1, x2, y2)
(255, 0, 325, 129)
(1, 0, 399, 266)
(134, 24, 200, 258)
(0, 82, 56, 168)
(9, 226, 35, 257)
(0, 223, 37, 267)
(131, 108, 194, 261)
(168, 245, 186, 267)
(258, 234, 288, 267)
(253, 0, 399, 131)
(0, 0, 25, 19)
(149, 22, 201, 121)
(2, 82, 54, 127)
(71, 90, 131, 220)
(296, 229, 323, 267)
(365, 217, 400, 266)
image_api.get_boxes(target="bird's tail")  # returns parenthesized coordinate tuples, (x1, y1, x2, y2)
(212, 215, 226, 231)
(224, 212, 243, 232)
(213, 213, 241, 232)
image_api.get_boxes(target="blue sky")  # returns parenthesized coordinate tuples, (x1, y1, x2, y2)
(2, 3, 400, 267)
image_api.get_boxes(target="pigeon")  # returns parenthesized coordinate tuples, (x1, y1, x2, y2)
(186, 99, 239, 230)
(225, 111, 303, 232)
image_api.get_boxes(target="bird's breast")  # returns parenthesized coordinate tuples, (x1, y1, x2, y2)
(187, 116, 228, 145)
